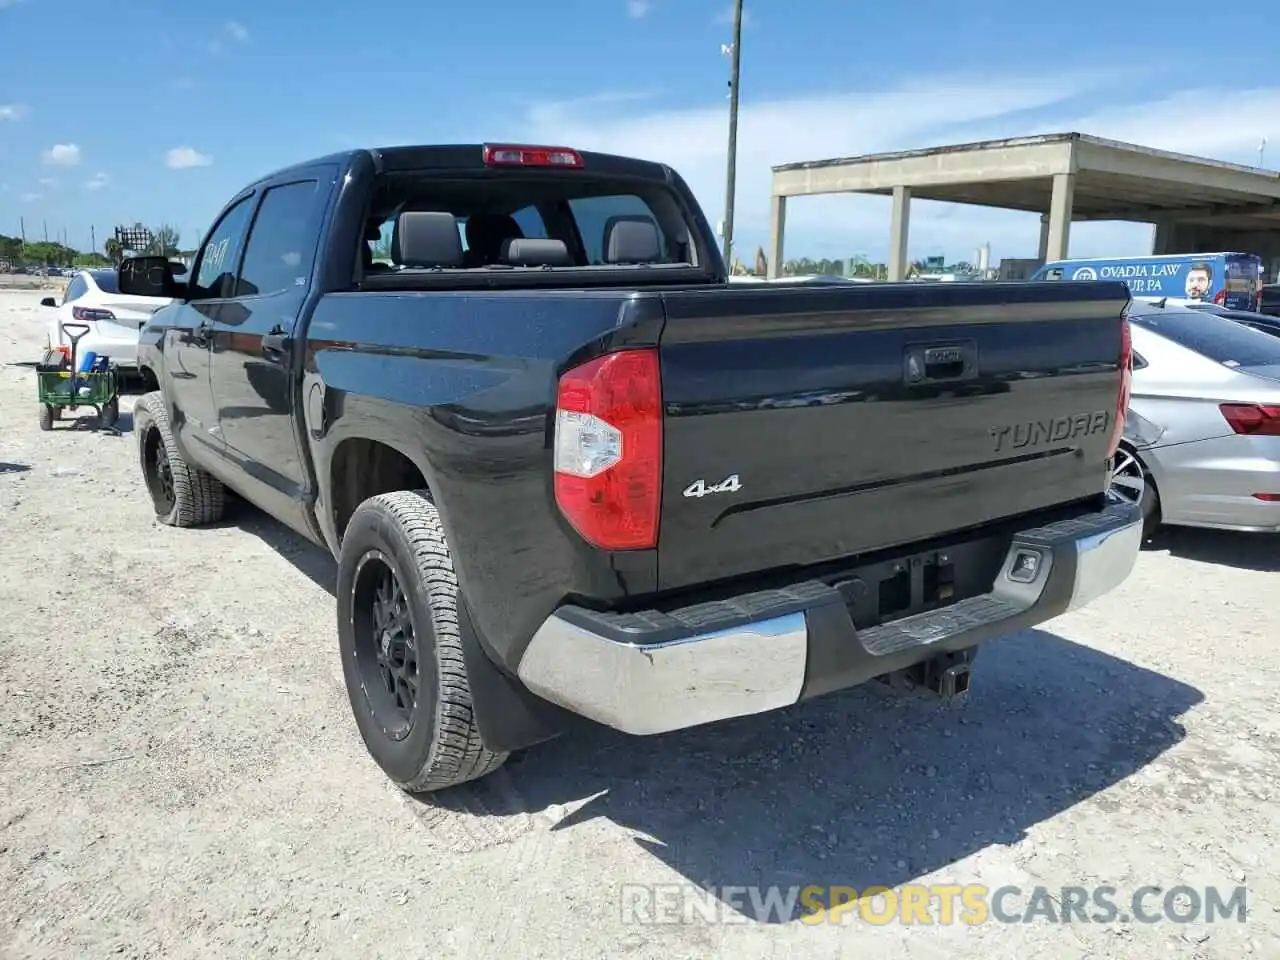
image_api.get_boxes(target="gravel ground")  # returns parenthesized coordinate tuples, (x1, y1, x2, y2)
(1, 287, 1277, 959)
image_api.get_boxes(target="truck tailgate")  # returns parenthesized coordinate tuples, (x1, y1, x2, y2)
(656, 281, 1130, 591)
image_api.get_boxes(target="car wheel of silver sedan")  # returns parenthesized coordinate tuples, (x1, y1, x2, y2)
(1110, 446, 1159, 540)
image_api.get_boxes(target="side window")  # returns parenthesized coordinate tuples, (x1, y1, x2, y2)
(192, 197, 255, 299)
(568, 195, 667, 264)
(1045, 269, 1064, 280)
(236, 181, 321, 298)
(63, 276, 87, 302)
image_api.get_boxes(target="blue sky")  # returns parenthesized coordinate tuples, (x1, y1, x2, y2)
(2, 0, 1279, 265)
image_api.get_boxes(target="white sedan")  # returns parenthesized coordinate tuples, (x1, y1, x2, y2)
(41, 268, 173, 373)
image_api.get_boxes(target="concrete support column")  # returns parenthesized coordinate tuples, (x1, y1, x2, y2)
(888, 185, 911, 281)
(1151, 219, 1177, 255)
(1045, 173, 1075, 262)
(1037, 214, 1050, 261)
(766, 194, 786, 278)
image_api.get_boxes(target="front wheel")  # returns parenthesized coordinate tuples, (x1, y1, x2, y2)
(133, 391, 225, 526)
(336, 490, 507, 793)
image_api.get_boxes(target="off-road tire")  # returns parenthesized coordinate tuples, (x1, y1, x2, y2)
(337, 490, 507, 793)
(133, 391, 226, 526)
(38, 404, 55, 431)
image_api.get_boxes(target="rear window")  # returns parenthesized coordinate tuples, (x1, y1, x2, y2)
(364, 171, 695, 273)
(1129, 306, 1280, 367)
(90, 269, 118, 294)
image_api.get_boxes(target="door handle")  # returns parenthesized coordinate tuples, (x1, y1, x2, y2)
(903, 340, 978, 385)
(261, 329, 291, 362)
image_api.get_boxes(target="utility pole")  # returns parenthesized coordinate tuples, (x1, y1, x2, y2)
(91, 225, 96, 255)
(43, 220, 48, 242)
(720, 0, 744, 268)
(1261, 136, 1268, 169)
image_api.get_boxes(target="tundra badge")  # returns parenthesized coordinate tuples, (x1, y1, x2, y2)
(683, 474, 743, 499)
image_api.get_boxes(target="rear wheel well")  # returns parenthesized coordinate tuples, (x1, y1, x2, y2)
(331, 438, 429, 542)
(138, 366, 159, 392)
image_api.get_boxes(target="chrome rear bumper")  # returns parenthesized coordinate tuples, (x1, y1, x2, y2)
(516, 500, 1143, 735)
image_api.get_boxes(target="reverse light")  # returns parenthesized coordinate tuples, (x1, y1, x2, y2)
(1219, 402, 1280, 436)
(553, 349, 662, 550)
(1107, 316, 1133, 457)
(483, 144, 584, 168)
(71, 306, 115, 323)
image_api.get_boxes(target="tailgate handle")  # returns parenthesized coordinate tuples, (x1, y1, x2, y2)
(905, 341, 977, 385)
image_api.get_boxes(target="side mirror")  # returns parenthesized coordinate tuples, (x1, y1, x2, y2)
(40, 297, 57, 308)
(169, 260, 189, 276)
(118, 255, 182, 299)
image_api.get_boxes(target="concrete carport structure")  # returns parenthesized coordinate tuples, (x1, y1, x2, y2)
(767, 133, 1280, 280)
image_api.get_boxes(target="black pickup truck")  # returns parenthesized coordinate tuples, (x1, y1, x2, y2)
(118, 143, 1141, 793)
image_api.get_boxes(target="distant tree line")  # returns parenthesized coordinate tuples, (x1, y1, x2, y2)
(727, 250, 980, 279)
(1, 221, 184, 270)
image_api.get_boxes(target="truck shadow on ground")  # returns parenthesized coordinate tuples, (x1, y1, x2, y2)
(236, 502, 1204, 920)
(480, 632, 1202, 919)
(1148, 526, 1280, 572)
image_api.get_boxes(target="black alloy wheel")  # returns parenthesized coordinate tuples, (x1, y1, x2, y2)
(351, 550, 426, 741)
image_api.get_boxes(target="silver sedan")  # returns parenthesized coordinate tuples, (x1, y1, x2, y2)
(1114, 299, 1280, 537)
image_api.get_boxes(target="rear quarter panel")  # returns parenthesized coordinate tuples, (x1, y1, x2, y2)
(304, 289, 664, 669)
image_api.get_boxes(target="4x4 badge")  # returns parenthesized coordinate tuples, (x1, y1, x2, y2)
(683, 474, 743, 499)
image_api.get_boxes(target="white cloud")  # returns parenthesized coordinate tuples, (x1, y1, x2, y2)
(517, 73, 1280, 265)
(41, 143, 81, 167)
(85, 172, 110, 191)
(626, 0, 650, 17)
(165, 146, 212, 169)
(20, 192, 41, 203)
(37, 177, 57, 187)
(0, 103, 27, 121)
(211, 20, 248, 51)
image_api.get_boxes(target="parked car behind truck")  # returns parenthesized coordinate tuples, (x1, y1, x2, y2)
(118, 143, 1142, 793)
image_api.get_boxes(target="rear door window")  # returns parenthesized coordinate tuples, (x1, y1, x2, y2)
(235, 180, 322, 298)
(63, 275, 87, 302)
(1130, 307, 1280, 376)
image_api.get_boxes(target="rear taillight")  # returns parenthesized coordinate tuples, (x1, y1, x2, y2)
(483, 144, 584, 168)
(553, 348, 662, 550)
(1107, 316, 1132, 457)
(71, 306, 115, 323)
(1220, 402, 1280, 436)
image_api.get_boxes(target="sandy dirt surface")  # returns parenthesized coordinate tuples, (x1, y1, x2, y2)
(1, 287, 1277, 959)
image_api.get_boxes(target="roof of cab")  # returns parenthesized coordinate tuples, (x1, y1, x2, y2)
(244, 144, 676, 192)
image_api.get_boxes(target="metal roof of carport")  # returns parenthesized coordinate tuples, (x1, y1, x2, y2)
(771, 132, 1280, 229)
